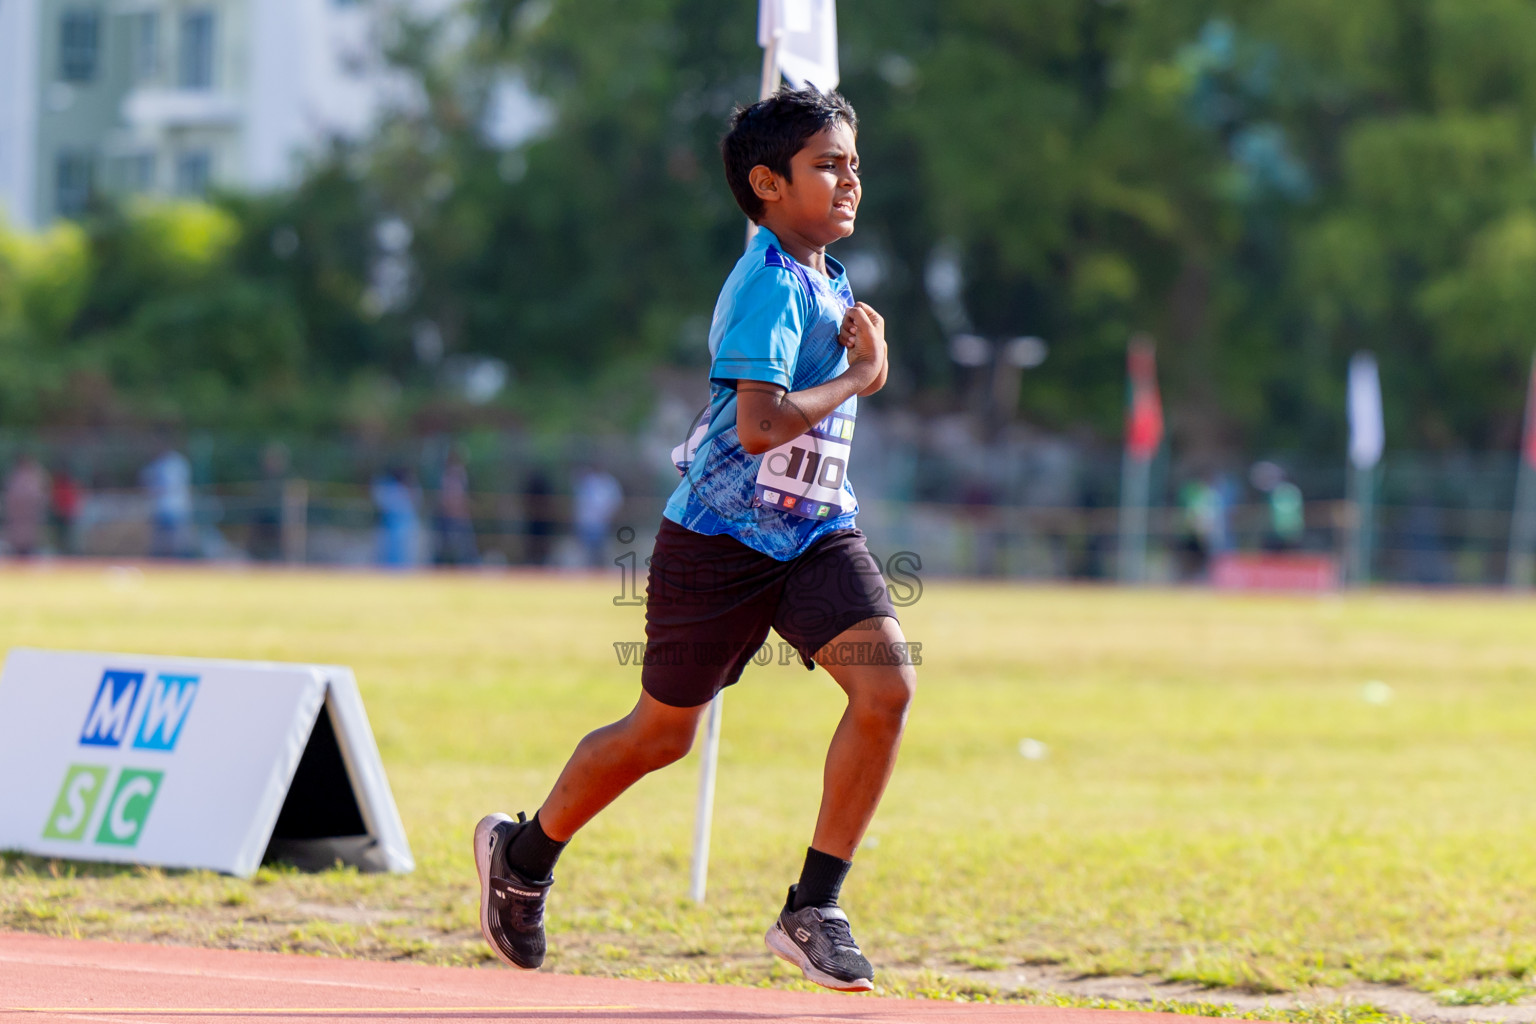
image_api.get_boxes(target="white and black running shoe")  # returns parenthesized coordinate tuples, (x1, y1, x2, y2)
(474, 812, 553, 970)
(764, 884, 875, 992)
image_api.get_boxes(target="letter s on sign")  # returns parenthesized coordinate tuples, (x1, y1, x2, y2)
(56, 773, 95, 834)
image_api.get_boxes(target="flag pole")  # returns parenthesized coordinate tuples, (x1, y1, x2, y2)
(742, 36, 780, 247)
(1119, 453, 1151, 584)
(692, 24, 782, 907)
(1507, 351, 1536, 588)
(1118, 335, 1161, 584)
(759, 33, 781, 101)
(1345, 352, 1383, 587)
(1346, 462, 1376, 586)
(688, 692, 724, 902)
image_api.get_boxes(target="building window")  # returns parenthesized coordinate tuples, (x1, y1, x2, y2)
(175, 150, 211, 196)
(114, 152, 156, 193)
(59, 8, 100, 83)
(179, 9, 215, 90)
(129, 11, 159, 83)
(56, 151, 94, 217)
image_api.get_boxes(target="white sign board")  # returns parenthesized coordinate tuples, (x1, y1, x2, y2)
(0, 648, 413, 878)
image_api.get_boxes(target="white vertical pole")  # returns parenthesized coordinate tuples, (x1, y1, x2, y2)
(688, 693, 724, 902)
(691, 27, 782, 906)
(759, 34, 782, 100)
(743, 35, 780, 248)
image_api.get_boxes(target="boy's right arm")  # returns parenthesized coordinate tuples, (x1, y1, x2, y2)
(736, 305, 885, 455)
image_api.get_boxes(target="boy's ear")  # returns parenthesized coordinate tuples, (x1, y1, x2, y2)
(748, 165, 782, 205)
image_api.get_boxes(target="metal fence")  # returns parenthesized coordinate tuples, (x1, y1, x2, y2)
(0, 425, 1528, 586)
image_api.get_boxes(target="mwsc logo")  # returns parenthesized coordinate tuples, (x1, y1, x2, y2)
(80, 671, 199, 750)
(43, 669, 198, 848)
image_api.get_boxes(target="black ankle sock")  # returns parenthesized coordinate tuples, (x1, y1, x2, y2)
(792, 847, 852, 910)
(502, 812, 567, 882)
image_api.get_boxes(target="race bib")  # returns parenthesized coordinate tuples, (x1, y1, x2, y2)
(753, 410, 855, 520)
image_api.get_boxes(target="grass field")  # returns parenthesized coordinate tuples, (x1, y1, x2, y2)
(4, 565, 1536, 1021)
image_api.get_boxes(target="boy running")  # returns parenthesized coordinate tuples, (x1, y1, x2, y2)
(475, 88, 915, 993)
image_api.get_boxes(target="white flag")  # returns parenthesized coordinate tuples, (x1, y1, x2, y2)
(759, 0, 839, 92)
(1348, 351, 1384, 470)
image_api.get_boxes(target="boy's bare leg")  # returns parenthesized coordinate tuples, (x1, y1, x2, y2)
(810, 616, 917, 859)
(476, 691, 706, 971)
(536, 691, 710, 842)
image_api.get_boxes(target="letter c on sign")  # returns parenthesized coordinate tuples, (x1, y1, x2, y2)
(108, 776, 154, 840)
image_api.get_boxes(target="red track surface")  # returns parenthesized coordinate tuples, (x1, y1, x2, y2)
(0, 932, 1243, 1024)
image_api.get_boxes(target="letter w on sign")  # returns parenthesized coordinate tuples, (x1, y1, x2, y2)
(133, 675, 199, 751)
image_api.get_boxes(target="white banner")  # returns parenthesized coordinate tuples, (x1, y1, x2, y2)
(0, 648, 412, 878)
(759, 0, 839, 91)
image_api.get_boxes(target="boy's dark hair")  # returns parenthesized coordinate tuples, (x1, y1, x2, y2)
(721, 87, 858, 222)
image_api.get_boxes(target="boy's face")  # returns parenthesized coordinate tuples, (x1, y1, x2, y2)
(755, 122, 860, 245)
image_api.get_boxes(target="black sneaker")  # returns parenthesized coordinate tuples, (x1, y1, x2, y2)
(764, 884, 875, 992)
(474, 812, 553, 970)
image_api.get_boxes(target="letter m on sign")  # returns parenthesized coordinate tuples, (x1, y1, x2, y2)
(80, 671, 145, 747)
(133, 675, 199, 751)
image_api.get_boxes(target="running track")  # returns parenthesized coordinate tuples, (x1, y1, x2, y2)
(0, 932, 1244, 1024)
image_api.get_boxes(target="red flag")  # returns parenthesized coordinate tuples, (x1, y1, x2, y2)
(1125, 334, 1163, 461)
(1522, 353, 1536, 470)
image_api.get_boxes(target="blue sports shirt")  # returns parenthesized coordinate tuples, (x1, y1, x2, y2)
(664, 226, 860, 560)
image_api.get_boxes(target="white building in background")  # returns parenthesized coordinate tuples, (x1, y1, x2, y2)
(0, 0, 439, 230)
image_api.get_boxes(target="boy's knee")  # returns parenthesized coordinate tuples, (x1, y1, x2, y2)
(637, 717, 697, 769)
(851, 666, 916, 723)
(655, 730, 695, 767)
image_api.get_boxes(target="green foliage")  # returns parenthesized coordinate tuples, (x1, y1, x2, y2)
(0, 186, 392, 431)
(371, 0, 1536, 449)
(73, 202, 308, 426)
(7, 0, 1536, 450)
(0, 220, 91, 423)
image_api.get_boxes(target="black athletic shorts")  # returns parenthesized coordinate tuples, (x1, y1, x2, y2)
(640, 517, 898, 708)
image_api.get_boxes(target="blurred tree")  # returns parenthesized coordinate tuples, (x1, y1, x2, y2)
(360, 0, 759, 423)
(8, 0, 1536, 456)
(0, 220, 90, 423)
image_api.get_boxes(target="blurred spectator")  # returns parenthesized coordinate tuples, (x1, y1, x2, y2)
(1252, 461, 1305, 552)
(523, 467, 555, 566)
(142, 444, 193, 558)
(50, 465, 81, 555)
(572, 464, 623, 568)
(1213, 472, 1237, 553)
(434, 450, 478, 566)
(4, 455, 50, 557)
(250, 443, 289, 562)
(371, 466, 421, 568)
(961, 477, 1001, 576)
(1071, 472, 1113, 580)
(1178, 477, 1219, 580)
(1402, 482, 1448, 585)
